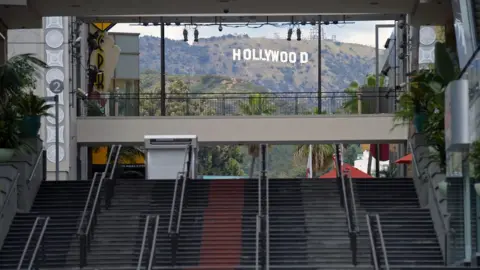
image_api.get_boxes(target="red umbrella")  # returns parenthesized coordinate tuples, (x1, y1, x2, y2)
(395, 153, 412, 164)
(320, 163, 373, 179)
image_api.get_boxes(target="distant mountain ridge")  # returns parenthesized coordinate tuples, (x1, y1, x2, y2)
(139, 35, 378, 93)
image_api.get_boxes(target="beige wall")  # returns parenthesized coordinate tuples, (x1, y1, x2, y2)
(77, 114, 409, 145)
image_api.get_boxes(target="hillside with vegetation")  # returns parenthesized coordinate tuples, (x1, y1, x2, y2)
(139, 35, 379, 93)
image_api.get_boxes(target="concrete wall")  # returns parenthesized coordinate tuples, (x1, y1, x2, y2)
(77, 114, 409, 145)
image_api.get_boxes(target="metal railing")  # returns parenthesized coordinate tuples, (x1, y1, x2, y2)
(366, 214, 389, 270)
(27, 149, 45, 184)
(77, 145, 122, 267)
(137, 215, 160, 270)
(82, 91, 401, 117)
(408, 140, 450, 264)
(0, 172, 20, 218)
(255, 214, 261, 270)
(345, 171, 359, 265)
(335, 144, 358, 265)
(168, 145, 192, 265)
(265, 176, 270, 270)
(17, 216, 50, 270)
(105, 145, 123, 208)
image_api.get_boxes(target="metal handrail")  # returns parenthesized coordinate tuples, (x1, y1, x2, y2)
(374, 214, 390, 270)
(77, 172, 102, 236)
(175, 145, 191, 234)
(27, 149, 45, 184)
(265, 177, 270, 270)
(17, 216, 50, 270)
(148, 215, 160, 270)
(27, 217, 49, 270)
(168, 171, 182, 233)
(108, 145, 122, 180)
(17, 217, 40, 269)
(175, 172, 187, 234)
(366, 214, 380, 270)
(168, 146, 189, 234)
(257, 173, 262, 216)
(85, 173, 106, 236)
(0, 172, 20, 216)
(340, 173, 352, 232)
(137, 215, 151, 270)
(104, 145, 122, 208)
(255, 214, 261, 270)
(78, 144, 120, 267)
(347, 173, 360, 233)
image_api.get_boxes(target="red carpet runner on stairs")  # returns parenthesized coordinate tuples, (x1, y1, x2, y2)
(197, 180, 245, 268)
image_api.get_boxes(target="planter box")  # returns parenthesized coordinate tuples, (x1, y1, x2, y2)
(10, 137, 44, 213)
(0, 163, 19, 249)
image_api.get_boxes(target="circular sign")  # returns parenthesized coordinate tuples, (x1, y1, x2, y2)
(49, 79, 64, 94)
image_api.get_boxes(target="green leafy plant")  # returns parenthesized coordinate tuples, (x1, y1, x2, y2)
(18, 91, 53, 117)
(343, 74, 386, 114)
(0, 54, 47, 107)
(0, 106, 22, 149)
(470, 140, 480, 180)
(393, 42, 458, 172)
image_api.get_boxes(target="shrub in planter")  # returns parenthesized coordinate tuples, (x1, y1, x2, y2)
(0, 106, 22, 162)
(17, 91, 52, 138)
(470, 140, 480, 196)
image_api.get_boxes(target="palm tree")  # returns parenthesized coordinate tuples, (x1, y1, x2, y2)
(293, 144, 335, 176)
(294, 108, 335, 177)
(239, 93, 276, 178)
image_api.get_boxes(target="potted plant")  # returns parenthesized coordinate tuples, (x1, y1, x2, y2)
(470, 139, 480, 196)
(0, 106, 22, 162)
(17, 91, 52, 138)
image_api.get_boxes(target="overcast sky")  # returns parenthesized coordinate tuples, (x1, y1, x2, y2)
(110, 20, 394, 47)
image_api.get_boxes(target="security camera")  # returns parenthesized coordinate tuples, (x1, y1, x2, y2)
(223, 8, 229, 13)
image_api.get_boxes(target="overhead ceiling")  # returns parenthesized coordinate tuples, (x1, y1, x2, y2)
(34, 0, 418, 16)
(1, 0, 451, 29)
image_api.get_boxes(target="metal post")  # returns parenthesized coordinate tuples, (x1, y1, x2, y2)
(160, 18, 166, 116)
(261, 144, 267, 179)
(317, 15, 322, 114)
(55, 95, 59, 181)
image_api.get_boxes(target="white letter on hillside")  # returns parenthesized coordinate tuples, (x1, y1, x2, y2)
(288, 52, 296, 64)
(280, 51, 288, 63)
(300, 52, 308, 63)
(252, 49, 260, 61)
(243, 49, 252, 60)
(271, 50, 279, 62)
(232, 49, 241, 61)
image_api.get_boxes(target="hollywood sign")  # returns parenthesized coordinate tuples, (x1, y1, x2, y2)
(232, 49, 309, 64)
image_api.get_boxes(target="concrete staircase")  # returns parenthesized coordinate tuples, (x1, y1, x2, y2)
(301, 179, 370, 267)
(178, 179, 256, 269)
(355, 177, 444, 267)
(83, 179, 175, 269)
(268, 179, 308, 267)
(0, 180, 91, 269)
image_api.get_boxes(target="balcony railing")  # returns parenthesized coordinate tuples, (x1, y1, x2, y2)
(78, 91, 400, 117)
